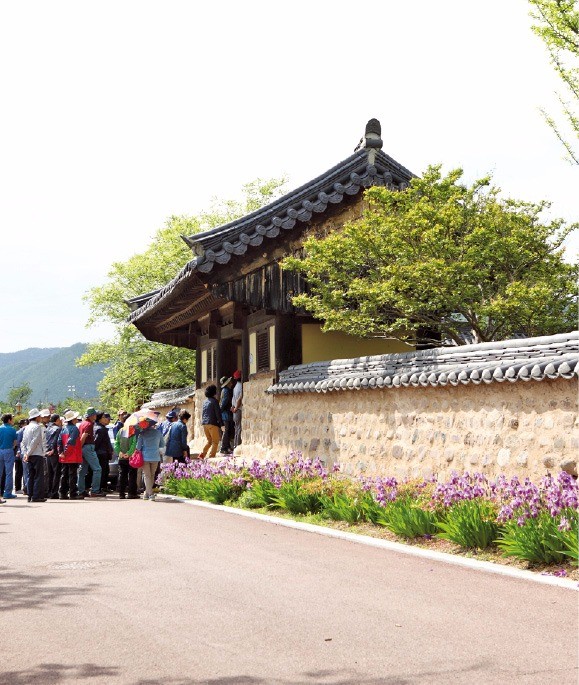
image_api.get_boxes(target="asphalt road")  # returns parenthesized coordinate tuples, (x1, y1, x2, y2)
(0, 495, 577, 685)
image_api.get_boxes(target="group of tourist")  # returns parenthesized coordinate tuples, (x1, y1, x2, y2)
(200, 370, 243, 459)
(0, 370, 243, 503)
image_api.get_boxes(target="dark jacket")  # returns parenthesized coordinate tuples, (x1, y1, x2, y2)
(45, 422, 62, 457)
(164, 421, 189, 459)
(201, 397, 223, 427)
(219, 386, 233, 422)
(112, 420, 124, 438)
(94, 423, 113, 458)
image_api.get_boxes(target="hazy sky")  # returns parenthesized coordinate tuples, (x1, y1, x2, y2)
(1, 0, 577, 353)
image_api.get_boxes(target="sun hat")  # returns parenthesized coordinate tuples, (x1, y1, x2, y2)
(233, 370, 242, 380)
(63, 410, 81, 422)
(39, 408, 51, 418)
(28, 408, 41, 419)
(220, 376, 232, 386)
(85, 407, 97, 418)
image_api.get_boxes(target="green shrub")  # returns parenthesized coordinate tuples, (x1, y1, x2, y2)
(497, 509, 578, 565)
(359, 494, 384, 524)
(162, 477, 179, 495)
(320, 492, 367, 524)
(204, 476, 237, 505)
(176, 478, 210, 500)
(238, 479, 279, 509)
(272, 480, 323, 515)
(375, 498, 439, 538)
(437, 499, 499, 549)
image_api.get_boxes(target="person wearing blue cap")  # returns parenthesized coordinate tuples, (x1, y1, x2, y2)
(160, 409, 177, 438)
(164, 409, 188, 463)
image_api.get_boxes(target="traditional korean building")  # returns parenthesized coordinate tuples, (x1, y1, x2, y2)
(127, 119, 416, 454)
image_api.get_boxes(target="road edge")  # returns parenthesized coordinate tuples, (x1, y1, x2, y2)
(160, 495, 578, 591)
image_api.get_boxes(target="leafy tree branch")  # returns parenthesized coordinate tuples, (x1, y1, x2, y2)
(283, 166, 578, 346)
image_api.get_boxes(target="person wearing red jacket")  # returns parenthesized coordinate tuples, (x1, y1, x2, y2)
(58, 411, 84, 500)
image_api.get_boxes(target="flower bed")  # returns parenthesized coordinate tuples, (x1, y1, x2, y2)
(158, 453, 578, 575)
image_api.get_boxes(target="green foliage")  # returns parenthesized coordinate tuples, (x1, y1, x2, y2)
(7, 382, 32, 409)
(175, 478, 210, 500)
(497, 508, 578, 565)
(80, 177, 287, 408)
(530, 0, 579, 164)
(78, 328, 197, 410)
(284, 167, 578, 345)
(320, 492, 369, 524)
(437, 499, 500, 549)
(238, 479, 279, 509)
(162, 477, 179, 495)
(204, 475, 240, 505)
(271, 480, 323, 515)
(375, 498, 440, 538)
(54, 396, 100, 416)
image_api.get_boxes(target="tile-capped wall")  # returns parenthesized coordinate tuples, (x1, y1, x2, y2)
(234, 378, 578, 480)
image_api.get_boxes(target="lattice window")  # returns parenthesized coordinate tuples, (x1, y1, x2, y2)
(256, 331, 270, 371)
(205, 345, 217, 381)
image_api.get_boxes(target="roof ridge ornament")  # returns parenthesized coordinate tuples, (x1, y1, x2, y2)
(354, 118, 383, 164)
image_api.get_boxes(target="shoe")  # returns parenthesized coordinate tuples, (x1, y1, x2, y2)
(31, 498, 47, 502)
(70, 494, 85, 500)
(127, 494, 140, 499)
(59, 494, 69, 500)
(89, 491, 107, 498)
(119, 493, 126, 499)
(79, 491, 89, 498)
(143, 493, 150, 500)
(28, 497, 32, 502)
(150, 494, 156, 501)
(3, 493, 17, 499)
(0, 498, 6, 504)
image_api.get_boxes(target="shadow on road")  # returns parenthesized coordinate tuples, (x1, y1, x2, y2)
(134, 662, 493, 684)
(0, 663, 119, 684)
(0, 567, 98, 612)
(0, 662, 521, 685)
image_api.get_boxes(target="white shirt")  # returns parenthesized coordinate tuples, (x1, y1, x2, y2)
(232, 381, 243, 409)
(21, 421, 47, 457)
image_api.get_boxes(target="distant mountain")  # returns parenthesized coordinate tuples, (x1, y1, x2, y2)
(0, 343, 107, 406)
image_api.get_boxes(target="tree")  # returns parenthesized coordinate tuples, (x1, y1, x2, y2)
(79, 178, 287, 408)
(529, 0, 579, 164)
(7, 382, 32, 410)
(283, 166, 578, 346)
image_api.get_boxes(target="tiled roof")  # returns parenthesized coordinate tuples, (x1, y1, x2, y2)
(267, 332, 579, 394)
(127, 119, 414, 324)
(183, 148, 414, 274)
(141, 384, 196, 409)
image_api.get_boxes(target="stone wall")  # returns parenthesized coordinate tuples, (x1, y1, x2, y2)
(235, 373, 276, 461)
(190, 388, 207, 454)
(235, 378, 578, 480)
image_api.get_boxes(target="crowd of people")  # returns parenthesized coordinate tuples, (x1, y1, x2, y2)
(0, 369, 243, 503)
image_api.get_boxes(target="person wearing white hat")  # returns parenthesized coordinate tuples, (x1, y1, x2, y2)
(20, 408, 47, 502)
